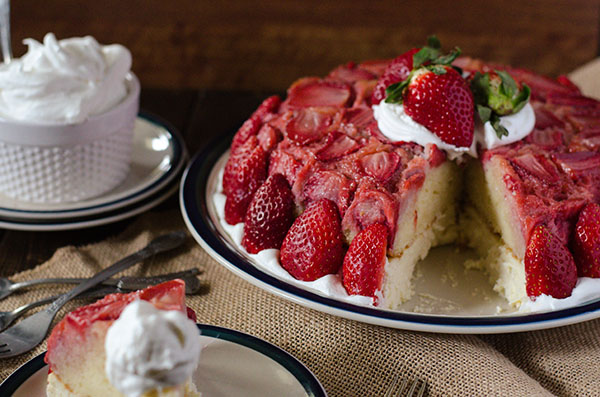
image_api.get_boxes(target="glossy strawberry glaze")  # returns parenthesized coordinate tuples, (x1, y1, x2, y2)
(44, 280, 193, 371)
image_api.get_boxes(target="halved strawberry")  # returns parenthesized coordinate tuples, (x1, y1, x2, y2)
(371, 48, 419, 105)
(230, 115, 261, 155)
(572, 202, 600, 277)
(242, 174, 294, 254)
(403, 66, 475, 147)
(524, 224, 577, 298)
(280, 199, 344, 281)
(223, 136, 268, 225)
(342, 223, 388, 304)
(253, 95, 282, 121)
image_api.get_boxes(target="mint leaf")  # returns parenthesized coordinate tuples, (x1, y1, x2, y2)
(477, 105, 492, 123)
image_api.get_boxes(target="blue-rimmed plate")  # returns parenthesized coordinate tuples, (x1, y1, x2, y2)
(0, 112, 186, 221)
(0, 324, 326, 397)
(179, 137, 600, 334)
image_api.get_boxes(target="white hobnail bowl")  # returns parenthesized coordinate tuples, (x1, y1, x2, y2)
(0, 73, 140, 203)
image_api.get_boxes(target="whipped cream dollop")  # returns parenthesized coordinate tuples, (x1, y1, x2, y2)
(0, 33, 132, 123)
(104, 300, 201, 397)
(372, 101, 535, 158)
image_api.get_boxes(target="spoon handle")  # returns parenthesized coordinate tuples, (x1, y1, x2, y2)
(0, 0, 12, 64)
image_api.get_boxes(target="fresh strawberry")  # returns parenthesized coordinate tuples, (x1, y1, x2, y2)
(223, 136, 268, 225)
(342, 223, 388, 303)
(572, 202, 600, 277)
(230, 115, 261, 155)
(253, 95, 282, 121)
(242, 174, 294, 254)
(402, 66, 475, 147)
(280, 199, 344, 281)
(371, 48, 419, 105)
(524, 224, 577, 298)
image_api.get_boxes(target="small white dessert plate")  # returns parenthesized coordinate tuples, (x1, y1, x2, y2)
(0, 324, 327, 397)
(0, 113, 186, 221)
(179, 138, 600, 334)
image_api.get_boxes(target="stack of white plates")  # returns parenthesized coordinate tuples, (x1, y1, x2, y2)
(0, 113, 187, 231)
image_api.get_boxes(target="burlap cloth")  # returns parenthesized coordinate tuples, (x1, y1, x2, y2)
(1, 60, 600, 396)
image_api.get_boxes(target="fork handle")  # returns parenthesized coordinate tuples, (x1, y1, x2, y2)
(46, 231, 186, 313)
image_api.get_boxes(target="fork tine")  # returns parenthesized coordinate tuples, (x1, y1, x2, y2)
(384, 373, 399, 397)
(407, 378, 427, 397)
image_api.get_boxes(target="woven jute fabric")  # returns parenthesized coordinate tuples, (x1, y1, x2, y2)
(0, 209, 599, 396)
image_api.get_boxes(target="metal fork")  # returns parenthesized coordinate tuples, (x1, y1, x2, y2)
(0, 230, 187, 358)
(384, 375, 427, 397)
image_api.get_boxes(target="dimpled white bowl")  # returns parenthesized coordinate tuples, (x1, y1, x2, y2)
(0, 73, 140, 203)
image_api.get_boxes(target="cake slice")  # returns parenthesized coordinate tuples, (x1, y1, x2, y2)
(45, 280, 200, 397)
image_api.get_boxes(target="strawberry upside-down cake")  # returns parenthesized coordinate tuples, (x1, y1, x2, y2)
(45, 280, 201, 397)
(217, 37, 600, 311)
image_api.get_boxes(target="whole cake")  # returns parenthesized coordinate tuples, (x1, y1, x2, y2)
(45, 280, 201, 396)
(218, 37, 600, 311)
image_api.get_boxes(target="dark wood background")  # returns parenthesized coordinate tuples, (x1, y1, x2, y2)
(1, 0, 599, 275)
(10, 0, 600, 91)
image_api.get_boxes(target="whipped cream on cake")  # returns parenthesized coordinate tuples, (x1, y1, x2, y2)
(373, 101, 536, 158)
(0, 33, 131, 123)
(105, 300, 201, 396)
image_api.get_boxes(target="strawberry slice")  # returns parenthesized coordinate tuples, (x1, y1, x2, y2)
(371, 48, 419, 105)
(300, 170, 356, 216)
(403, 66, 475, 147)
(242, 174, 295, 254)
(524, 224, 577, 298)
(342, 223, 388, 303)
(287, 79, 352, 108)
(280, 199, 344, 281)
(360, 151, 401, 183)
(327, 62, 376, 84)
(572, 203, 600, 277)
(223, 136, 268, 225)
(285, 107, 340, 145)
(316, 131, 362, 161)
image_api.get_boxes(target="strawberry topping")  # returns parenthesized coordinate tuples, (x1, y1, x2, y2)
(342, 223, 388, 304)
(572, 202, 600, 278)
(525, 224, 577, 298)
(280, 199, 344, 281)
(242, 174, 295, 254)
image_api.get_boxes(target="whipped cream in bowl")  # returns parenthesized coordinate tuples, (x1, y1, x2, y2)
(0, 33, 139, 203)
